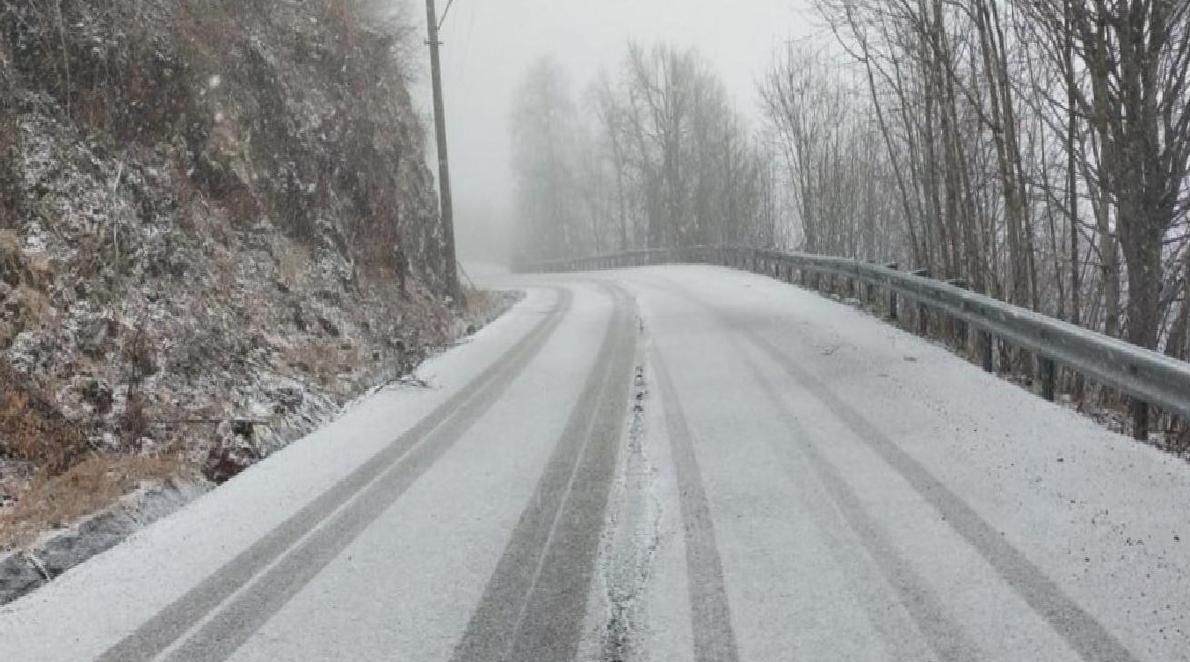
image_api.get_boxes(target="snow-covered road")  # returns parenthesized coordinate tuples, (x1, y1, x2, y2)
(2, 265, 1189, 661)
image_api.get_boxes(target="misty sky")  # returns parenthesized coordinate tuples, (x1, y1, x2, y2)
(399, 0, 820, 256)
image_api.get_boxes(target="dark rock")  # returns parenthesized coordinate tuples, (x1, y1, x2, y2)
(0, 484, 199, 606)
(204, 442, 260, 484)
(128, 339, 158, 377)
(317, 315, 340, 338)
(291, 303, 308, 332)
(0, 553, 47, 605)
(273, 387, 303, 414)
(81, 378, 114, 414)
(231, 419, 255, 439)
(316, 289, 342, 305)
(79, 318, 114, 358)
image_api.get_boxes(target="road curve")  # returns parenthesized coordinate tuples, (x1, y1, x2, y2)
(1, 266, 1189, 661)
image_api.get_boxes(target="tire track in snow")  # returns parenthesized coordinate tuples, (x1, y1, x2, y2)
(451, 284, 637, 662)
(97, 288, 574, 662)
(648, 271, 1140, 662)
(738, 322, 1139, 662)
(651, 349, 741, 662)
(734, 344, 981, 661)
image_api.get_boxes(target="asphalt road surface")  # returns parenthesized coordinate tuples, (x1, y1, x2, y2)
(2, 265, 1189, 661)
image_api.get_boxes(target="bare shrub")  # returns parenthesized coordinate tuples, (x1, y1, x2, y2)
(285, 341, 358, 387)
(0, 363, 86, 476)
(0, 450, 189, 550)
(120, 329, 156, 448)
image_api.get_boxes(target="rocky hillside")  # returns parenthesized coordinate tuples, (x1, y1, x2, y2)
(0, 0, 480, 548)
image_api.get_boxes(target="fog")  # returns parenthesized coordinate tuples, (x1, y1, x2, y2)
(397, 0, 818, 262)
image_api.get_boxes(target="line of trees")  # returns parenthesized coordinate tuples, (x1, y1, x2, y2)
(797, 0, 1190, 362)
(510, 46, 781, 264)
(511, 4, 1190, 422)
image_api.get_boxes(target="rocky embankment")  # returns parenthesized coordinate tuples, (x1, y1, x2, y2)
(0, 0, 494, 602)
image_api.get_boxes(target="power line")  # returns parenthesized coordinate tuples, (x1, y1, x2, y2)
(438, 0, 457, 29)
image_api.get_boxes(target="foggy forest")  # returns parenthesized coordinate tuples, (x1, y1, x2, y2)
(509, 1, 1190, 367)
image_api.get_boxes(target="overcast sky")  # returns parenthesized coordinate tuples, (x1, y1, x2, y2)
(397, 0, 820, 257)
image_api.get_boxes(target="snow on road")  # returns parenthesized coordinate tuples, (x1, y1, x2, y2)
(606, 266, 1189, 662)
(1, 265, 1188, 662)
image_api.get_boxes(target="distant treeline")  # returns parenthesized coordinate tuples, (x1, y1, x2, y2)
(511, 1, 1190, 367)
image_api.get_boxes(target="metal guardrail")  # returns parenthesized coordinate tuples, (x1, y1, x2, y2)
(521, 245, 1190, 436)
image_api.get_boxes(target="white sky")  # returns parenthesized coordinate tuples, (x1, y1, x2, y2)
(397, 0, 820, 256)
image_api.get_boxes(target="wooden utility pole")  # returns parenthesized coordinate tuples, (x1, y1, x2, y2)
(425, 0, 461, 300)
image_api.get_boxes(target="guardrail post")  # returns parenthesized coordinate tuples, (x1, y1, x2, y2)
(911, 269, 930, 336)
(885, 263, 899, 321)
(947, 279, 969, 349)
(980, 330, 994, 372)
(1038, 356, 1056, 402)
(1132, 401, 1149, 441)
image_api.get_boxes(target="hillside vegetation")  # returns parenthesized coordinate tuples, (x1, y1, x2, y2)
(0, 0, 472, 546)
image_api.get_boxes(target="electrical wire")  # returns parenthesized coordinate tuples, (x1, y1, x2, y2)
(438, 0, 457, 29)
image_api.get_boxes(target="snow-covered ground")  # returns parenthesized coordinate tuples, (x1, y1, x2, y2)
(602, 266, 1190, 662)
(1, 266, 1188, 661)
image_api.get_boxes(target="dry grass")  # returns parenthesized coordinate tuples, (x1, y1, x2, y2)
(462, 287, 501, 320)
(285, 341, 359, 387)
(0, 229, 19, 276)
(274, 239, 309, 288)
(0, 364, 86, 476)
(14, 285, 50, 322)
(0, 451, 190, 550)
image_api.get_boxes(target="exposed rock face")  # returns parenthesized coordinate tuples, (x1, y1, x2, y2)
(0, 1, 467, 524)
(1, 1, 447, 281)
